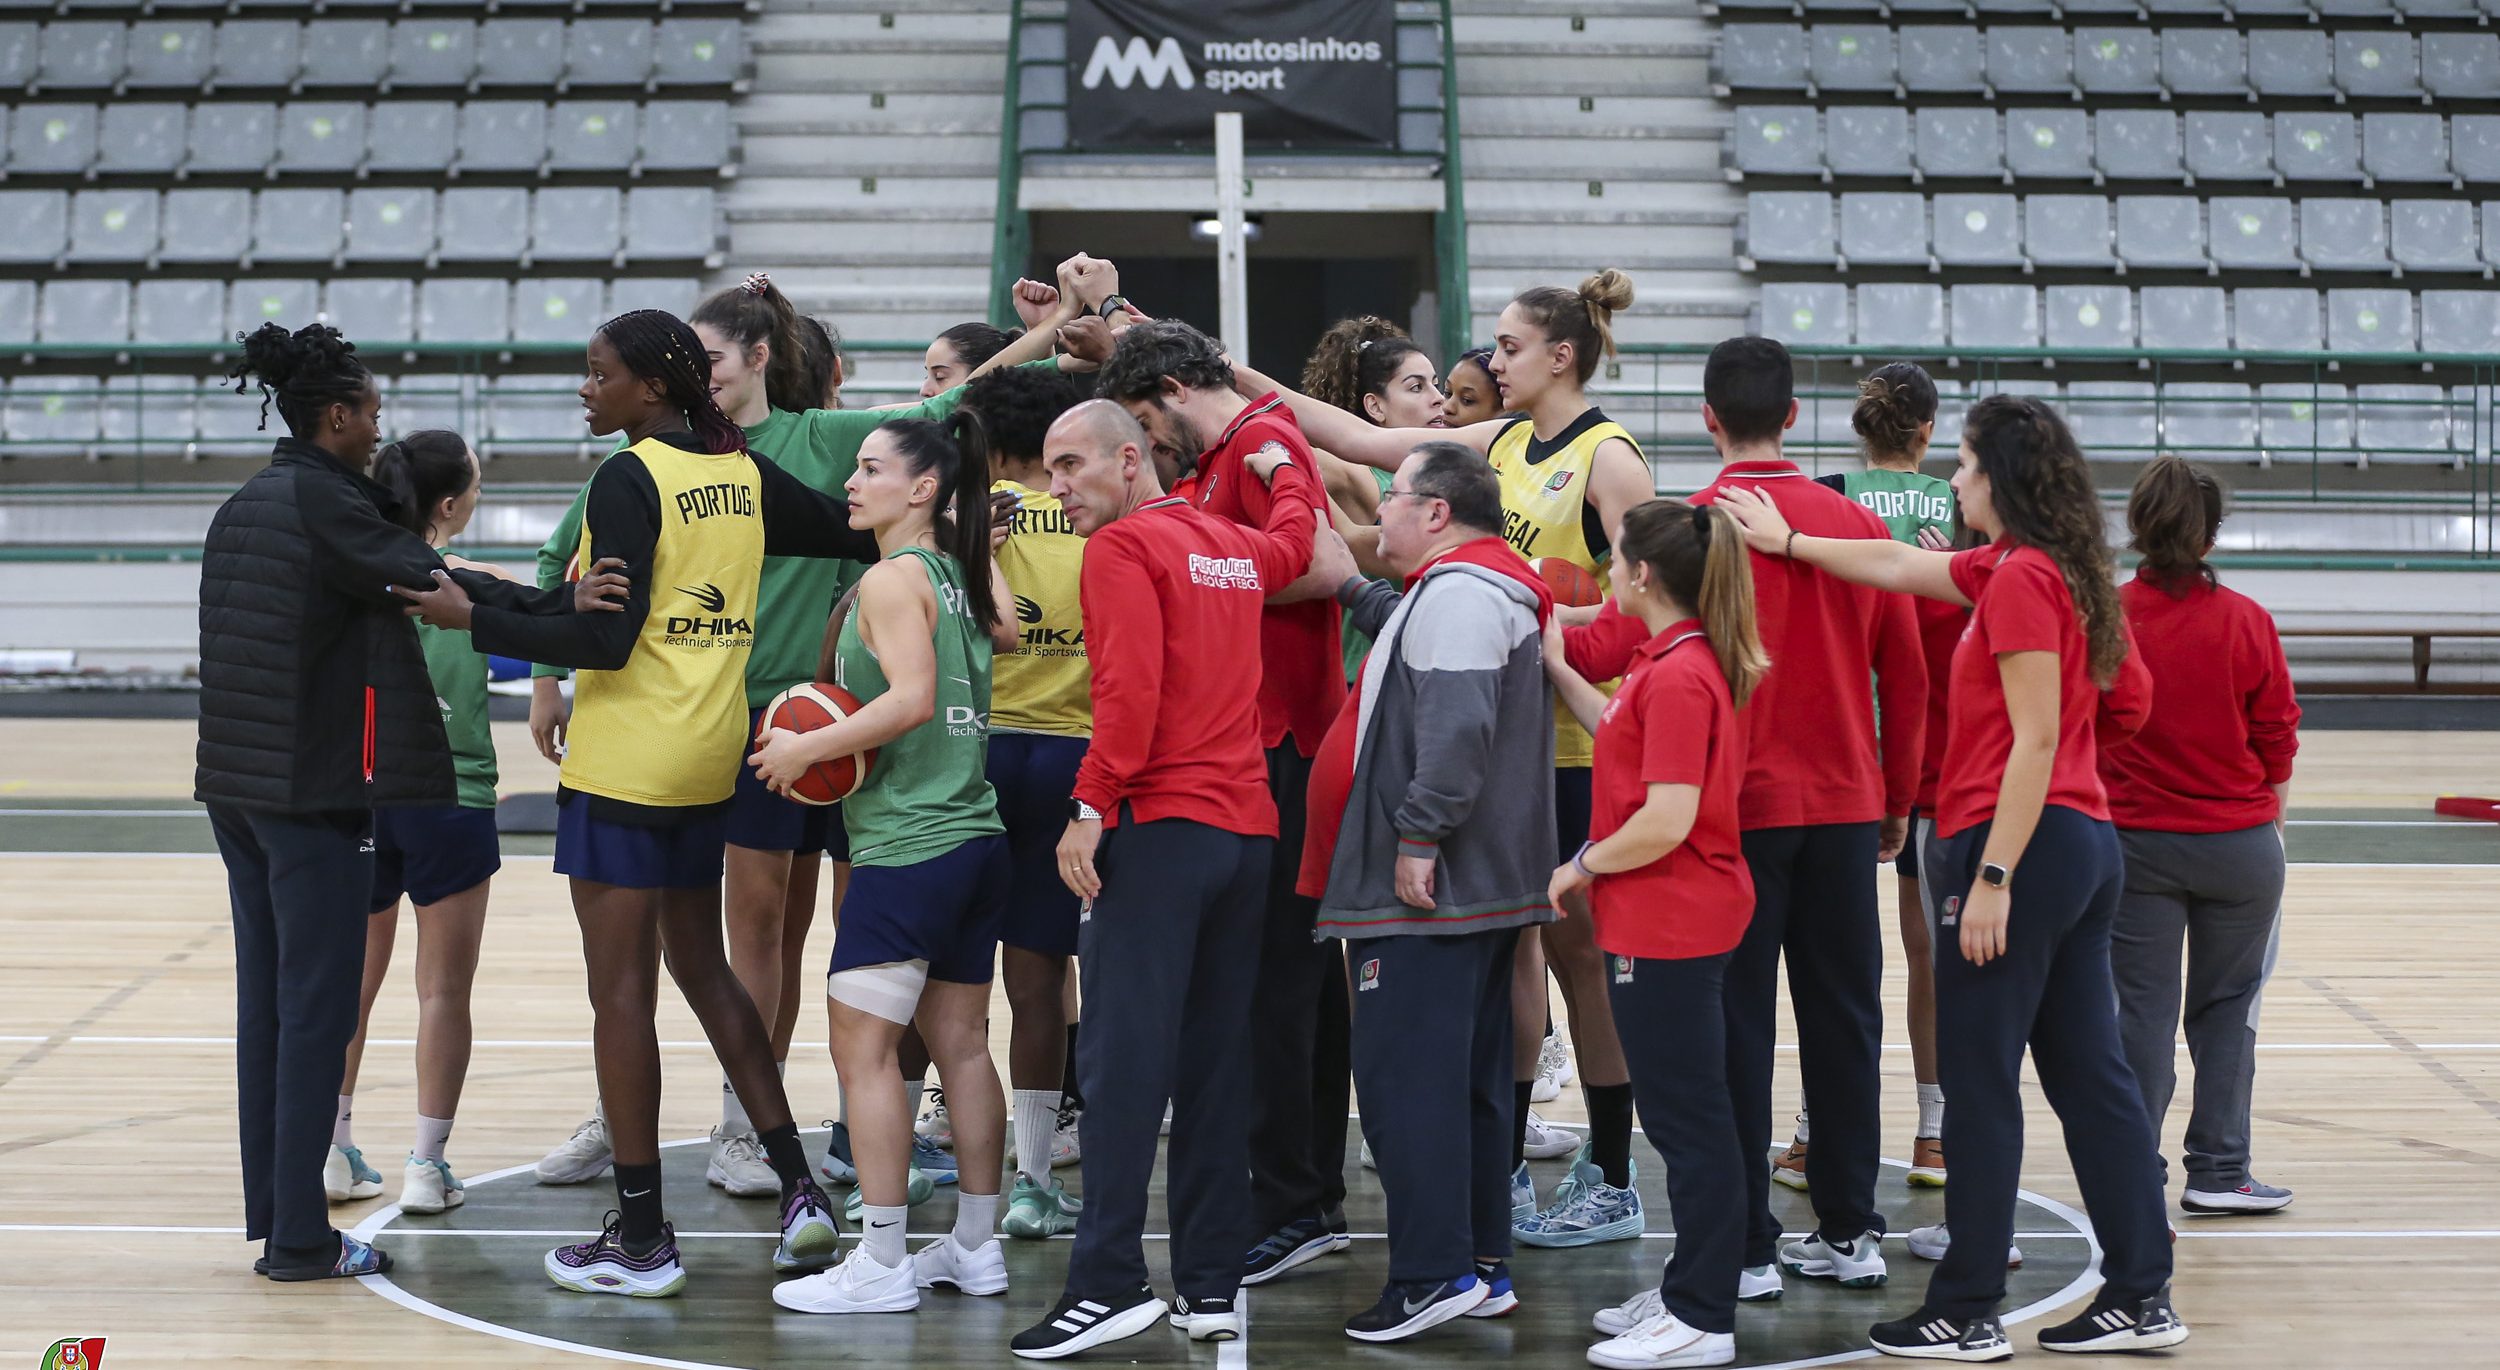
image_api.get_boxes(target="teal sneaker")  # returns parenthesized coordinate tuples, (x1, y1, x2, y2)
(1002, 1173, 1083, 1239)
(400, 1155, 464, 1214)
(324, 1144, 383, 1203)
(1513, 1143, 1643, 1247)
(1509, 1161, 1534, 1225)
(843, 1164, 936, 1222)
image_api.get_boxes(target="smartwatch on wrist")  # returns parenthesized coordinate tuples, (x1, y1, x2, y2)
(1979, 862, 2012, 889)
(1095, 294, 1128, 321)
(1067, 799, 1101, 824)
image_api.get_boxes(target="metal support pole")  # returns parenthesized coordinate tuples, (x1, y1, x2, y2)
(1214, 111, 1249, 360)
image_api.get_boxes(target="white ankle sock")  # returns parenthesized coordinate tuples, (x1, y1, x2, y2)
(954, 1190, 999, 1248)
(905, 1076, 927, 1121)
(414, 1115, 454, 1164)
(334, 1095, 355, 1148)
(860, 1204, 907, 1266)
(722, 1075, 753, 1135)
(1917, 1085, 1946, 1140)
(1793, 1109, 1810, 1145)
(1012, 1089, 1060, 1185)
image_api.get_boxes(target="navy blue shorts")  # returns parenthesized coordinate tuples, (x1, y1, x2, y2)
(370, 804, 501, 912)
(986, 732, 1088, 957)
(729, 705, 837, 853)
(554, 796, 728, 890)
(831, 833, 1011, 984)
(1554, 765, 1594, 866)
(1895, 806, 1923, 881)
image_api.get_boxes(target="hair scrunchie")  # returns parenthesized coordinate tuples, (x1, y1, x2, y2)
(741, 272, 772, 296)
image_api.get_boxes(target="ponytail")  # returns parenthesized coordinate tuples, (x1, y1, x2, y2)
(1617, 499, 1770, 708)
(2126, 454, 2225, 597)
(369, 429, 476, 539)
(877, 412, 1002, 634)
(691, 273, 816, 414)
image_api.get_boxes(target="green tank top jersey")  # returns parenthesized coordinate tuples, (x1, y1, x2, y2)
(1339, 466, 1397, 683)
(418, 618, 498, 810)
(1838, 467, 1957, 545)
(832, 546, 1003, 867)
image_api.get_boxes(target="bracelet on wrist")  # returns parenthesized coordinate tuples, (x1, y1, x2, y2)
(1571, 840, 1596, 878)
(1784, 530, 1800, 560)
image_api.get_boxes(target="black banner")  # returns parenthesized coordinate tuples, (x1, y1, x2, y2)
(1065, 0, 1398, 150)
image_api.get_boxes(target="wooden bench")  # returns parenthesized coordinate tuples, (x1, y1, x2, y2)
(2276, 626, 2500, 694)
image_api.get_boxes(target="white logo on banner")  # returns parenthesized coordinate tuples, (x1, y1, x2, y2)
(1081, 35, 1196, 90)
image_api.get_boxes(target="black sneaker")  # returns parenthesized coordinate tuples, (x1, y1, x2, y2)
(1869, 1307, 2013, 1362)
(1011, 1285, 1166, 1360)
(1169, 1294, 1244, 1341)
(1242, 1214, 1341, 1286)
(2037, 1288, 2190, 1354)
(1345, 1275, 1489, 1343)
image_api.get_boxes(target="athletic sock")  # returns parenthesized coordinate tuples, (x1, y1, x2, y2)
(334, 1095, 355, 1148)
(954, 1190, 1000, 1248)
(1512, 1081, 1534, 1169)
(413, 1115, 454, 1164)
(757, 1122, 811, 1194)
(614, 1161, 665, 1252)
(1794, 1109, 1811, 1145)
(1917, 1084, 1946, 1140)
(722, 1074, 754, 1136)
(860, 1203, 907, 1266)
(904, 1076, 927, 1123)
(1012, 1089, 1060, 1185)
(1586, 1083, 1634, 1189)
(1060, 1023, 1084, 1110)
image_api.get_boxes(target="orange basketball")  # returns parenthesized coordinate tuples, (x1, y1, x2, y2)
(1530, 557, 1603, 608)
(757, 683, 877, 806)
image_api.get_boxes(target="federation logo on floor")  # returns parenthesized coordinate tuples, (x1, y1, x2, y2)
(38, 1339, 106, 1370)
(1357, 958, 1381, 992)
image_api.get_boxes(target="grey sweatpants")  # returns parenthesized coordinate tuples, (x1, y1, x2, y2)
(2108, 822, 2286, 1191)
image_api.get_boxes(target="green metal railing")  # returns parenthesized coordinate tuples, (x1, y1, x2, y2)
(1433, 0, 1470, 368)
(986, 0, 1032, 327)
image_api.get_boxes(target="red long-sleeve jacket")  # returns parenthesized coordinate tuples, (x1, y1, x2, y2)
(2101, 574, 2300, 833)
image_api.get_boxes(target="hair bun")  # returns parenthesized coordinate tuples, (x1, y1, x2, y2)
(1578, 268, 1635, 317)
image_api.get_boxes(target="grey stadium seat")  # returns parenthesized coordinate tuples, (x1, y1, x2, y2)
(2274, 115, 2362, 184)
(2391, 201, 2486, 273)
(134, 279, 224, 345)
(278, 103, 367, 174)
(389, 376, 481, 444)
(11, 105, 97, 175)
(2355, 385, 2452, 464)
(1759, 282, 1849, 347)
(2044, 286, 2133, 350)
(1732, 106, 1824, 177)
(2336, 32, 2420, 100)
(2329, 289, 2414, 352)
(512, 278, 606, 344)
(2163, 383, 2258, 462)
(299, 20, 392, 89)
(324, 279, 415, 345)
(2420, 290, 2500, 352)
(1827, 107, 1913, 180)
(1916, 108, 2002, 180)
(38, 280, 130, 345)
(1933, 193, 2022, 266)
(2004, 109, 2092, 181)
(607, 277, 702, 319)
(2027, 195, 2114, 268)
(344, 188, 436, 262)
(1743, 191, 1836, 263)
(2065, 381, 2158, 454)
(37, 21, 122, 89)
(211, 21, 301, 90)
(0, 191, 69, 265)
(5, 379, 102, 458)
(198, 369, 281, 456)
(488, 376, 596, 459)
(157, 188, 253, 264)
(1951, 285, 2039, 348)
(125, 21, 215, 90)
(68, 190, 157, 264)
(457, 102, 548, 174)
(639, 102, 733, 171)
(2184, 112, 2274, 183)
(566, 19, 655, 87)
(1986, 28, 2071, 96)
(2302, 200, 2393, 273)
(98, 104, 186, 175)
(2453, 116, 2500, 185)
(2422, 33, 2500, 100)
(1810, 26, 1895, 93)
(418, 278, 511, 343)
(365, 102, 459, 175)
(1898, 26, 1986, 94)
(532, 186, 625, 263)
(475, 19, 566, 88)
(1855, 283, 1947, 349)
(2249, 31, 2334, 99)
(2161, 29, 2245, 98)
(550, 101, 640, 171)
(1719, 26, 1808, 91)
(2074, 28, 2159, 96)
(185, 104, 278, 175)
(625, 187, 718, 262)
(2208, 198, 2300, 272)
(99, 376, 197, 455)
(0, 24, 33, 92)
(226, 279, 323, 340)
(437, 188, 530, 263)
(0, 281, 30, 346)
(2260, 384, 2353, 461)
(252, 188, 346, 265)
(389, 19, 477, 87)
(1840, 192, 1929, 265)
(2363, 116, 2453, 186)
(2234, 289, 2323, 351)
(2095, 111, 2183, 183)
(2140, 286, 2230, 350)
(654, 19, 745, 86)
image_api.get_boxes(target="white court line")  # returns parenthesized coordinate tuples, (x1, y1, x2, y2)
(12, 1222, 2497, 1242)
(11, 1033, 2500, 1053)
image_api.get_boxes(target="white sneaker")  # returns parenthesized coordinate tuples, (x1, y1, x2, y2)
(1593, 1286, 1664, 1337)
(772, 1245, 921, 1314)
(1361, 1139, 1377, 1170)
(706, 1126, 778, 1199)
(2181, 1179, 2293, 1214)
(1522, 1110, 1580, 1160)
(1588, 1311, 1736, 1369)
(1049, 1103, 1083, 1168)
(916, 1090, 953, 1149)
(400, 1155, 465, 1215)
(1532, 1031, 1573, 1103)
(323, 1145, 383, 1202)
(1778, 1229, 1887, 1289)
(536, 1110, 613, 1185)
(912, 1233, 1009, 1296)
(1737, 1264, 1784, 1303)
(1905, 1221, 2022, 1268)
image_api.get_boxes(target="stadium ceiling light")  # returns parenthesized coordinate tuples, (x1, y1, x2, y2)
(1190, 216, 1263, 243)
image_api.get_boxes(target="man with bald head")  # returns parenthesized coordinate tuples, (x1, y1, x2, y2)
(1009, 400, 1322, 1359)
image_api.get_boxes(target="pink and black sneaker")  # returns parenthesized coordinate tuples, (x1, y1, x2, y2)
(776, 1178, 842, 1272)
(547, 1212, 686, 1298)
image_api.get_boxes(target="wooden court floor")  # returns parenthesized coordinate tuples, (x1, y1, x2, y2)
(2, 719, 2496, 1368)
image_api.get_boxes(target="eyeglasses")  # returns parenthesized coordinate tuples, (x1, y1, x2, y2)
(1379, 487, 1441, 506)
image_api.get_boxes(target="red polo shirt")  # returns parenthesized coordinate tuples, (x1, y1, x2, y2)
(1913, 596, 1971, 813)
(1588, 621, 1754, 960)
(1934, 540, 2114, 838)
(2101, 574, 2300, 833)
(1176, 393, 1343, 757)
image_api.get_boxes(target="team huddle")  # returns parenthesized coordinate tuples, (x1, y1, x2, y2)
(198, 257, 2301, 1367)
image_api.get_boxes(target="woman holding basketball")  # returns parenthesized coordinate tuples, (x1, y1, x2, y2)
(751, 413, 1020, 1315)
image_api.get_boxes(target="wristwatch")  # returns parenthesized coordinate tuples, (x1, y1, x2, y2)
(1067, 799, 1102, 823)
(1095, 293, 1128, 321)
(1979, 862, 2012, 890)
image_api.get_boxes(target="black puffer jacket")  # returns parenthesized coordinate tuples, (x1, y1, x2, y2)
(196, 439, 458, 813)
